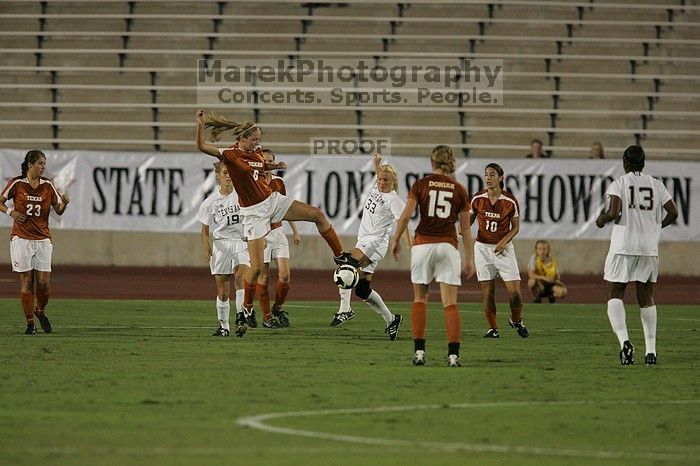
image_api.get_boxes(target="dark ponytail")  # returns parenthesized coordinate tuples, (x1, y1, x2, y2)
(21, 150, 46, 177)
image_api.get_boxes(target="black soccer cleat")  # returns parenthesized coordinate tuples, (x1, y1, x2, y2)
(620, 340, 635, 365)
(329, 309, 355, 328)
(385, 314, 402, 341)
(234, 313, 247, 337)
(483, 328, 500, 338)
(25, 323, 37, 335)
(644, 353, 657, 365)
(212, 327, 230, 337)
(272, 307, 290, 327)
(334, 252, 360, 268)
(509, 319, 530, 338)
(34, 309, 52, 333)
(262, 317, 282, 329)
(244, 308, 258, 328)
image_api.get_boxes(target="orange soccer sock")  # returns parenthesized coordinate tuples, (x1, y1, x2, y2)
(256, 283, 271, 320)
(273, 281, 290, 309)
(36, 283, 50, 313)
(320, 226, 344, 257)
(444, 304, 461, 344)
(243, 280, 256, 310)
(411, 302, 427, 340)
(484, 308, 498, 329)
(20, 291, 35, 324)
(510, 306, 523, 323)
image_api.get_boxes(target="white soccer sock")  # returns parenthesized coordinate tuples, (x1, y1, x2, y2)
(216, 297, 230, 331)
(338, 287, 352, 313)
(364, 290, 394, 325)
(235, 289, 244, 316)
(640, 305, 657, 355)
(607, 298, 629, 348)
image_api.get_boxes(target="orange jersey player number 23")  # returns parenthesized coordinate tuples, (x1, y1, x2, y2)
(2, 177, 61, 240)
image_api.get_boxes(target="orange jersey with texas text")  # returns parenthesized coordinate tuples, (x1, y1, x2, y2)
(268, 175, 286, 230)
(219, 144, 271, 207)
(409, 174, 470, 249)
(470, 189, 520, 244)
(2, 176, 60, 240)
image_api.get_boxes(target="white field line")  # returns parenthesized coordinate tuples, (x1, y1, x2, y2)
(21, 446, 383, 456)
(237, 400, 700, 462)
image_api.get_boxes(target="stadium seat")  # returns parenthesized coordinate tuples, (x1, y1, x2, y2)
(0, 0, 696, 157)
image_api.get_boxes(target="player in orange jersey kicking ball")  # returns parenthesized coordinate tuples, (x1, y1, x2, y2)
(195, 110, 358, 333)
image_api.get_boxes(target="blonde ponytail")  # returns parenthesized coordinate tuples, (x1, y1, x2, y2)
(203, 111, 259, 142)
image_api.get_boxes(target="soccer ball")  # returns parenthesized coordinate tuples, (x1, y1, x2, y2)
(333, 264, 359, 289)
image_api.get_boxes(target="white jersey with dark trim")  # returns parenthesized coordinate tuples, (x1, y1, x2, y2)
(197, 189, 244, 241)
(357, 186, 405, 242)
(606, 172, 672, 256)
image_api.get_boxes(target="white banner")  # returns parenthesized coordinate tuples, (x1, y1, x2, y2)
(1, 149, 697, 241)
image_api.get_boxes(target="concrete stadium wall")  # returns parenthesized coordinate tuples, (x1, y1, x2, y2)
(0, 228, 697, 276)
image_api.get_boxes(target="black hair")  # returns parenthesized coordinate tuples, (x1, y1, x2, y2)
(21, 150, 46, 177)
(623, 145, 645, 172)
(485, 162, 505, 189)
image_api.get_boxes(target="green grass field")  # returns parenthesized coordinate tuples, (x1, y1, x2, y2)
(1, 299, 698, 466)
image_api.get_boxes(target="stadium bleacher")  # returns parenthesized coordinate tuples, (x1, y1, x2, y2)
(0, 0, 698, 158)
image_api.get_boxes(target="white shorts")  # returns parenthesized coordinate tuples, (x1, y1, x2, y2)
(410, 242, 461, 286)
(474, 241, 521, 282)
(241, 191, 295, 241)
(264, 227, 290, 263)
(604, 253, 659, 283)
(354, 236, 388, 275)
(210, 238, 250, 275)
(10, 236, 53, 273)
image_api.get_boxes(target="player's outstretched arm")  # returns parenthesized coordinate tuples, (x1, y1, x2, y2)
(661, 199, 678, 228)
(195, 109, 223, 158)
(373, 152, 382, 171)
(264, 161, 287, 171)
